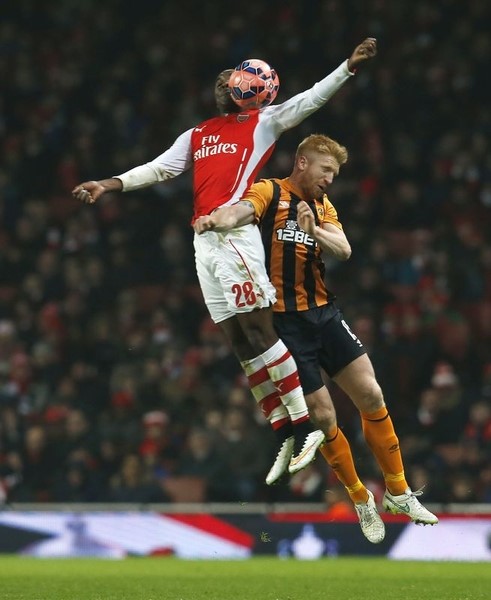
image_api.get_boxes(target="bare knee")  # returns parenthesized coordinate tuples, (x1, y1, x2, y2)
(306, 389, 337, 434)
(218, 317, 257, 361)
(241, 323, 278, 353)
(355, 379, 385, 413)
(230, 338, 256, 361)
(236, 310, 278, 354)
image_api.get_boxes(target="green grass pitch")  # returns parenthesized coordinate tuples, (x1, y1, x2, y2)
(1, 556, 489, 600)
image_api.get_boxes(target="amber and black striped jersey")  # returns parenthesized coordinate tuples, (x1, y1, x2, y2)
(242, 177, 343, 313)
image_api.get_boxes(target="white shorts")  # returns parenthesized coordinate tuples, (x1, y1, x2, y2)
(194, 223, 277, 323)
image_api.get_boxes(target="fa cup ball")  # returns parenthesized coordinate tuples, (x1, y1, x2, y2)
(229, 59, 280, 110)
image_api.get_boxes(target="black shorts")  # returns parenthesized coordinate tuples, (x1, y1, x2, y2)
(273, 303, 366, 395)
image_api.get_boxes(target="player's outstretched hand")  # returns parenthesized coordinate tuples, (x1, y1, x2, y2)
(72, 178, 123, 204)
(72, 181, 105, 204)
(348, 38, 377, 71)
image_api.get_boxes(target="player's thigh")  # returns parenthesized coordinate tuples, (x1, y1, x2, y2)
(217, 224, 276, 312)
(333, 353, 383, 412)
(319, 315, 383, 411)
(273, 312, 323, 395)
(317, 310, 367, 378)
(195, 234, 233, 323)
(195, 226, 276, 318)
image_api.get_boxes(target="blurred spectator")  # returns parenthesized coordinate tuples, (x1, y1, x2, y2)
(446, 473, 479, 504)
(108, 454, 170, 503)
(175, 427, 234, 501)
(138, 410, 180, 478)
(53, 460, 101, 503)
(462, 400, 491, 449)
(404, 464, 443, 504)
(478, 466, 491, 503)
(12, 425, 61, 501)
(408, 363, 468, 449)
(94, 437, 124, 486)
(219, 407, 272, 501)
(57, 408, 99, 462)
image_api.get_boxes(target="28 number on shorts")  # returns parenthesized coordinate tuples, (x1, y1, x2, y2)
(232, 281, 257, 307)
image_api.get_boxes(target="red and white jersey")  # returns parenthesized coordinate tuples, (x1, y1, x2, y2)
(117, 60, 353, 222)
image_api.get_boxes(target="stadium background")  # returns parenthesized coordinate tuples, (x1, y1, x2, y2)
(1, 0, 490, 515)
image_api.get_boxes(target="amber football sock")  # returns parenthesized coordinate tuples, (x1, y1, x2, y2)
(320, 426, 368, 504)
(361, 406, 408, 496)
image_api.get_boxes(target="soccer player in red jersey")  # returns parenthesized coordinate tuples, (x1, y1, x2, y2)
(194, 134, 439, 541)
(72, 39, 377, 482)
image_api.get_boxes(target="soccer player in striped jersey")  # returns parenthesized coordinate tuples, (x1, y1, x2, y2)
(194, 134, 439, 542)
(72, 39, 376, 483)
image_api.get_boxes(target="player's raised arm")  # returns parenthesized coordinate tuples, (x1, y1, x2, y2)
(347, 37, 377, 72)
(266, 37, 377, 134)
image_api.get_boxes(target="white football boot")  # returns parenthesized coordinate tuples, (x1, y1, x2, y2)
(288, 429, 325, 474)
(265, 436, 294, 485)
(354, 489, 386, 544)
(383, 487, 438, 525)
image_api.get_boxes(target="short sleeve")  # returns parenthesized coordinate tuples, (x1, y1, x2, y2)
(323, 196, 343, 230)
(241, 179, 275, 221)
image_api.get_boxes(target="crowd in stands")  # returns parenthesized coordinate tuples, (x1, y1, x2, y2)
(1, 0, 490, 506)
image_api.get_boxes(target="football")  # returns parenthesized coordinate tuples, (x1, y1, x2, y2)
(228, 59, 280, 110)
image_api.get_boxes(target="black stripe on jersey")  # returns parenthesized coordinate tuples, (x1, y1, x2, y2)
(308, 199, 327, 307)
(293, 195, 319, 309)
(261, 180, 281, 281)
(282, 191, 300, 311)
(312, 200, 330, 303)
